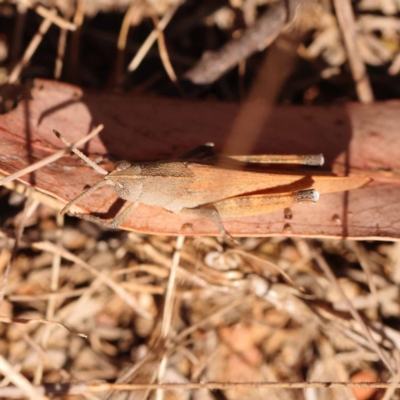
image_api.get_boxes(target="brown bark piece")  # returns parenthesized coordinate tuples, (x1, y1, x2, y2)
(0, 79, 398, 239)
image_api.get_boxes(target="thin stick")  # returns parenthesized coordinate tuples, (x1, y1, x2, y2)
(34, 212, 64, 385)
(128, 1, 182, 72)
(10, 3, 27, 64)
(2, 381, 400, 398)
(0, 316, 86, 338)
(0, 355, 46, 400)
(156, 235, 185, 400)
(8, 9, 56, 83)
(381, 368, 400, 400)
(333, 0, 374, 103)
(80, 381, 400, 392)
(0, 124, 104, 186)
(184, 1, 287, 84)
(54, 27, 68, 79)
(155, 357, 168, 400)
(34, 5, 76, 31)
(8, 287, 89, 302)
(161, 235, 184, 339)
(155, 235, 185, 400)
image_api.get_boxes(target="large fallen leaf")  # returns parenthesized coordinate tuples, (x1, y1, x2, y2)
(0, 79, 398, 239)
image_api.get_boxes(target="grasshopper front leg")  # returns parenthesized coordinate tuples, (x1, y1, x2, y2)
(72, 202, 138, 229)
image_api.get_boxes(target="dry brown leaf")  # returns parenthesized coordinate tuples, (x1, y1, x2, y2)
(0, 79, 397, 239)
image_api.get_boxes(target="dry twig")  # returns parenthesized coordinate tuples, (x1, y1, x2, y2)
(333, 0, 374, 102)
(184, 0, 312, 84)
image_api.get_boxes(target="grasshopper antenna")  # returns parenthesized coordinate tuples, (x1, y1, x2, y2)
(60, 179, 111, 216)
(231, 154, 324, 166)
(53, 129, 108, 175)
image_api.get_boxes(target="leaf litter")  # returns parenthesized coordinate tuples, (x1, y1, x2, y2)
(0, 0, 400, 399)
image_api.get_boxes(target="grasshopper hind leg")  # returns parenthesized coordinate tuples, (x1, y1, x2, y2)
(180, 205, 239, 245)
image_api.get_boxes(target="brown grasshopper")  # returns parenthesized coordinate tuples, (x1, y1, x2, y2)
(54, 130, 371, 240)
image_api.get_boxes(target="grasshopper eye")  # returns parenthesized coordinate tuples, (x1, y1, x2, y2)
(115, 160, 131, 171)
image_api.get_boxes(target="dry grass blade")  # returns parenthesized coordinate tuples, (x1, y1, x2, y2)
(128, 1, 183, 72)
(0, 179, 64, 212)
(54, 28, 68, 79)
(156, 235, 184, 400)
(35, 212, 64, 384)
(0, 124, 104, 186)
(33, 5, 77, 31)
(0, 380, 400, 398)
(160, 235, 184, 339)
(8, 9, 56, 84)
(32, 241, 153, 320)
(8, 287, 89, 302)
(151, 13, 181, 91)
(76, 381, 400, 392)
(0, 316, 86, 338)
(115, 2, 144, 85)
(333, 0, 374, 103)
(0, 355, 46, 400)
(1, 380, 400, 398)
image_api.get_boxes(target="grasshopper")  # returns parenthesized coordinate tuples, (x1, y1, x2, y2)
(54, 130, 370, 240)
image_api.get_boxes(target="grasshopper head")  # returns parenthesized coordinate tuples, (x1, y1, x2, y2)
(105, 163, 142, 202)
